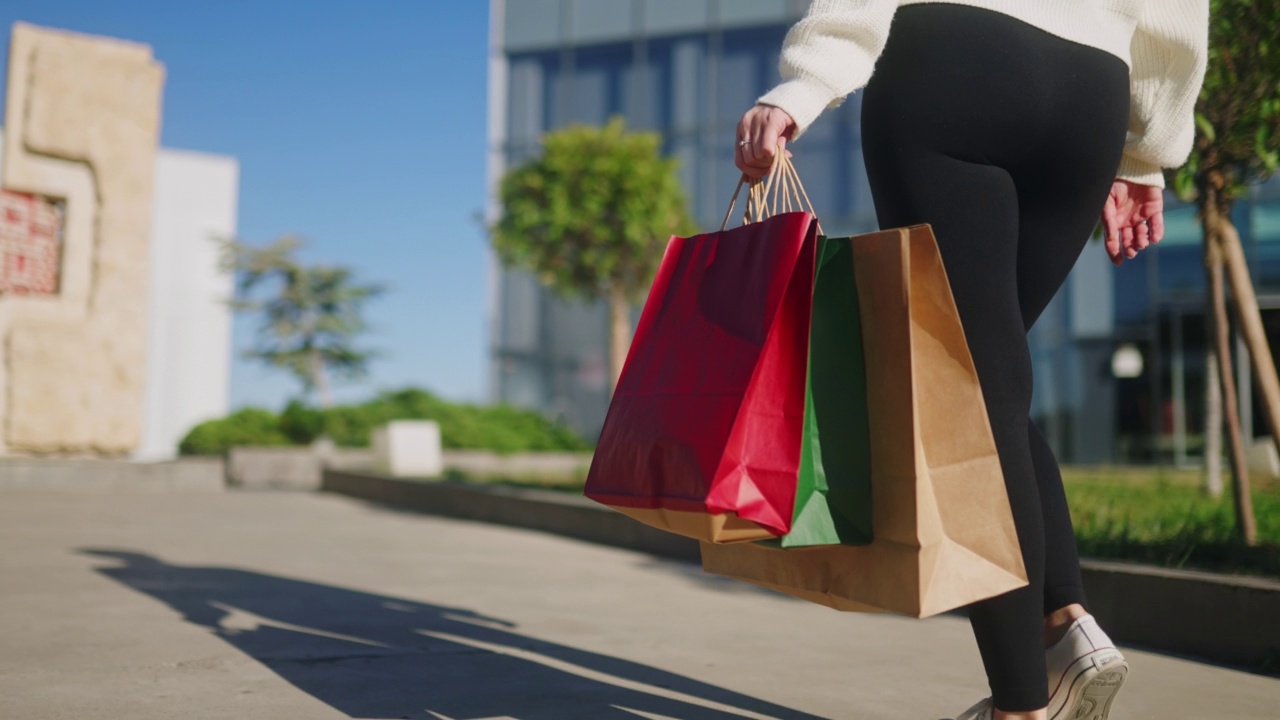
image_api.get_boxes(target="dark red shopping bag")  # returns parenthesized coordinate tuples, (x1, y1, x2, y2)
(584, 210, 819, 542)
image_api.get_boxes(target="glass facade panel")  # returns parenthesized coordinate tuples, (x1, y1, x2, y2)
(506, 58, 546, 146)
(566, 63, 611, 124)
(622, 55, 664, 129)
(543, 295, 610, 431)
(719, 0, 796, 28)
(570, 0, 636, 45)
(1113, 250, 1152, 327)
(1156, 246, 1203, 300)
(499, 361, 546, 410)
(1068, 241, 1115, 339)
(503, 0, 562, 51)
(716, 42, 766, 129)
(1161, 204, 1200, 246)
(498, 268, 542, 354)
(642, 0, 711, 36)
(667, 38, 705, 135)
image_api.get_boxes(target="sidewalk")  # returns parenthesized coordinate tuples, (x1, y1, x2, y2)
(1, 490, 1276, 719)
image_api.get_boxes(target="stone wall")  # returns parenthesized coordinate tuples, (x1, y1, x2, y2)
(0, 23, 165, 454)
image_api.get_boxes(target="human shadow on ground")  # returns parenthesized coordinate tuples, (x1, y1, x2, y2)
(81, 549, 826, 720)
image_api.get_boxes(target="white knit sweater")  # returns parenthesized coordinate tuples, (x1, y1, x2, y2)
(759, 0, 1209, 187)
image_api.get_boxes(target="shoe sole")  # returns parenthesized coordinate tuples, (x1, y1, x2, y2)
(1049, 652, 1128, 720)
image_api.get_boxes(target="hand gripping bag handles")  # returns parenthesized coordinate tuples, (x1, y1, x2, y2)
(700, 161, 1030, 617)
(584, 154, 827, 543)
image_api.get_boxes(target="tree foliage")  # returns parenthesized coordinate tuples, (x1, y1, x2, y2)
(1172, 0, 1280, 206)
(493, 117, 694, 304)
(492, 118, 695, 391)
(223, 236, 384, 407)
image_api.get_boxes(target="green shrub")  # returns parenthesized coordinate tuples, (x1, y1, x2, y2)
(279, 400, 326, 444)
(177, 388, 592, 456)
(316, 388, 592, 453)
(178, 408, 291, 455)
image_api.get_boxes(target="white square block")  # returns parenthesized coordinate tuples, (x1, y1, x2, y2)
(372, 421, 443, 478)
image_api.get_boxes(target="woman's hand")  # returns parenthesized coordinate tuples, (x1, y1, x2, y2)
(1102, 180, 1165, 266)
(736, 105, 797, 178)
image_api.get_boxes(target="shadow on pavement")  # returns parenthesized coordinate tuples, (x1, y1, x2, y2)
(80, 549, 827, 720)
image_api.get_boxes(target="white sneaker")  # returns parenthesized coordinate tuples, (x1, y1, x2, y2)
(1046, 614, 1128, 720)
(954, 697, 994, 720)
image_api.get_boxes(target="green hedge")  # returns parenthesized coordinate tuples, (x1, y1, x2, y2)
(179, 389, 591, 456)
(179, 408, 293, 456)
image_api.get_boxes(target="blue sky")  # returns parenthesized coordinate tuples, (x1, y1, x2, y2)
(0, 1, 492, 409)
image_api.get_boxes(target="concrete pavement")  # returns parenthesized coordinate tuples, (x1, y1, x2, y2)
(0, 490, 1276, 719)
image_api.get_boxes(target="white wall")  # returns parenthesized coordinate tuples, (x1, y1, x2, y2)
(135, 149, 238, 460)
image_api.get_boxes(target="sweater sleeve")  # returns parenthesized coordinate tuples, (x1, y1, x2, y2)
(1117, 0, 1209, 187)
(757, 0, 899, 139)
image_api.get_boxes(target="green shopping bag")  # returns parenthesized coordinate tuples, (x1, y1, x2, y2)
(771, 235, 873, 548)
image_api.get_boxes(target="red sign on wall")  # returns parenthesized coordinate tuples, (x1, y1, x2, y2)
(0, 189, 62, 296)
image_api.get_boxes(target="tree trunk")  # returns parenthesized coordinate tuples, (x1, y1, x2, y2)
(311, 350, 333, 409)
(1216, 209, 1280, 460)
(1204, 346, 1224, 498)
(607, 285, 632, 397)
(1205, 221, 1258, 545)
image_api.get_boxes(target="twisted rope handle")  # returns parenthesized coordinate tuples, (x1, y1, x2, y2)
(719, 145, 819, 231)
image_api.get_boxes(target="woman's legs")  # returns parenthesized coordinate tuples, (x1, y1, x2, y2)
(860, 5, 1129, 713)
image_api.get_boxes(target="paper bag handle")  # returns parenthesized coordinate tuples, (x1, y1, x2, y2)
(719, 146, 820, 231)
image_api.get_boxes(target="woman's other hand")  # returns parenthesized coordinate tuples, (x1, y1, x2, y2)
(1102, 179, 1165, 266)
(736, 105, 797, 178)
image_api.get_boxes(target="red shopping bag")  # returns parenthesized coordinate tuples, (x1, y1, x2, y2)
(584, 210, 819, 542)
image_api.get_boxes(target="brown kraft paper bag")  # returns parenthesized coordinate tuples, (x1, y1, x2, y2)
(700, 225, 1029, 618)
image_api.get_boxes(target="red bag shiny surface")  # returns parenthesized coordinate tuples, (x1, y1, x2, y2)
(584, 211, 819, 542)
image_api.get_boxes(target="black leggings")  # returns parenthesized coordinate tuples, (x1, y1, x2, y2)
(861, 5, 1130, 712)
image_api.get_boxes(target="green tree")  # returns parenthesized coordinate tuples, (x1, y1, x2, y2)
(493, 118, 695, 393)
(223, 236, 384, 408)
(1171, 0, 1280, 545)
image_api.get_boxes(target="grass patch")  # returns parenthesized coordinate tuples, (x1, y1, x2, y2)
(1064, 466, 1280, 579)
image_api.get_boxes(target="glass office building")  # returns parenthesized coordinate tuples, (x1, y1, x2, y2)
(486, 0, 1280, 465)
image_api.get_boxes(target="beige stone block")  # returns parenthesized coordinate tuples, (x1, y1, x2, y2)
(0, 23, 165, 455)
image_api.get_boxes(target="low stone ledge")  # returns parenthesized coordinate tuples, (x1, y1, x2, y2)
(321, 468, 695, 561)
(1081, 558, 1280, 668)
(321, 467, 1280, 672)
(229, 447, 592, 491)
(0, 457, 226, 492)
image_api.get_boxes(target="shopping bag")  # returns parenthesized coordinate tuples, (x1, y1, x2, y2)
(701, 224, 1028, 617)
(773, 234, 873, 548)
(583, 202, 820, 542)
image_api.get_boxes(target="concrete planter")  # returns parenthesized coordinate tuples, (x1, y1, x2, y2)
(227, 446, 593, 491)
